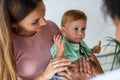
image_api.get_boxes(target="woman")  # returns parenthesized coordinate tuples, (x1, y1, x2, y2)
(82, 0, 120, 80)
(0, 0, 72, 80)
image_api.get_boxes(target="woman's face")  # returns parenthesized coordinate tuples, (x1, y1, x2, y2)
(15, 2, 47, 36)
(115, 25, 120, 41)
(114, 16, 120, 41)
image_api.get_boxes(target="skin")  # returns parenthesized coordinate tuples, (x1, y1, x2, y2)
(13, 2, 72, 80)
(74, 58, 93, 80)
(54, 19, 101, 58)
(88, 15, 120, 76)
(62, 19, 101, 53)
(62, 19, 86, 44)
(53, 19, 92, 80)
(77, 14, 120, 80)
(14, 2, 46, 37)
(114, 15, 120, 41)
(53, 19, 102, 79)
(54, 19, 87, 58)
(35, 57, 72, 80)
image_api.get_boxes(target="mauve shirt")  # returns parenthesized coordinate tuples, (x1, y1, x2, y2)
(12, 20, 62, 80)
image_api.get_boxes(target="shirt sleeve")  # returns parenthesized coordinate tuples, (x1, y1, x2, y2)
(48, 20, 62, 58)
(50, 44, 57, 58)
(48, 20, 62, 36)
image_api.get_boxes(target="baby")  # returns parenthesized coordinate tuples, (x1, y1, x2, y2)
(50, 9, 101, 76)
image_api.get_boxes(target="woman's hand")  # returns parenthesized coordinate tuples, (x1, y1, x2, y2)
(34, 57, 71, 80)
(86, 53, 104, 75)
(54, 69, 73, 80)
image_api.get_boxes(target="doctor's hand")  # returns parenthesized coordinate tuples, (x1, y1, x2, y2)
(86, 53, 104, 75)
(71, 58, 93, 80)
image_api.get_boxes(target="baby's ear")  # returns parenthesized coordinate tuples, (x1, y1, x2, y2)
(61, 26, 65, 35)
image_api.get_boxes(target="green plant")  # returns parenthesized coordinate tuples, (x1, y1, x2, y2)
(105, 37, 120, 70)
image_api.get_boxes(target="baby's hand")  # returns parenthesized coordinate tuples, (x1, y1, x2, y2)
(53, 35, 64, 57)
(91, 41, 101, 54)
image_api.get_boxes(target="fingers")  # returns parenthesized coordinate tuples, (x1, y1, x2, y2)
(53, 35, 62, 49)
(86, 53, 97, 61)
(53, 34, 64, 57)
(86, 53, 98, 66)
(50, 57, 71, 66)
(79, 72, 93, 80)
(81, 59, 93, 74)
(54, 75, 69, 80)
(86, 61, 93, 74)
(53, 35, 62, 43)
(98, 40, 101, 47)
(40, 57, 72, 79)
(50, 57, 71, 71)
(62, 70, 72, 80)
(73, 60, 79, 73)
(78, 58, 88, 73)
(83, 59, 87, 73)
(92, 40, 102, 53)
(73, 58, 94, 80)
(53, 70, 72, 80)
(79, 58, 84, 73)
(53, 34, 64, 48)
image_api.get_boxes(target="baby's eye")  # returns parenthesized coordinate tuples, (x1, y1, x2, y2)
(74, 27, 79, 31)
(81, 28, 86, 31)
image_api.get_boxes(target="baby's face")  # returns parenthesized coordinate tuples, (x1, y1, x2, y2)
(62, 19, 86, 43)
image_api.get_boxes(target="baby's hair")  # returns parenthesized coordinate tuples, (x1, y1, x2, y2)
(61, 9, 87, 26)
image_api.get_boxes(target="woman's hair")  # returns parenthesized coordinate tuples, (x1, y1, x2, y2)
(103, 0, 120, 19)
(61, 9, 87, 26)
(0, 0, 42, 80)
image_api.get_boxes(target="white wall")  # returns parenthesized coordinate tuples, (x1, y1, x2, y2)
(44, 0, 116, 54)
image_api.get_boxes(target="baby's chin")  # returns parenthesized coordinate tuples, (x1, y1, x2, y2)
(67, 39, 82, 44)
(75, 40, 82, 43)
(70, 41, 80, 44)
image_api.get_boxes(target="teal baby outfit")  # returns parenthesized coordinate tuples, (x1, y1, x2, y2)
(50, 37, 92, 63)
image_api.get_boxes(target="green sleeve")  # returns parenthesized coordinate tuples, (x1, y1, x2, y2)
(50, 44, 57, 58)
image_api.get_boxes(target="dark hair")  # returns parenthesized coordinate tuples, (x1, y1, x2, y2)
(7, 0, 42, 23)
(103, 0, 120, 19)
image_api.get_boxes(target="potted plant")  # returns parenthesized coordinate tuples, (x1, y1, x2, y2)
(105, 37, 120, 70)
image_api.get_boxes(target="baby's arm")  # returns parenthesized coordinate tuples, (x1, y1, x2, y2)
(91, 41, 101, 54)
(53, 35, 64, 57)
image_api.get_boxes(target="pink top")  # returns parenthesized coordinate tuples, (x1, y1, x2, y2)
(12, 20, 61, 80)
